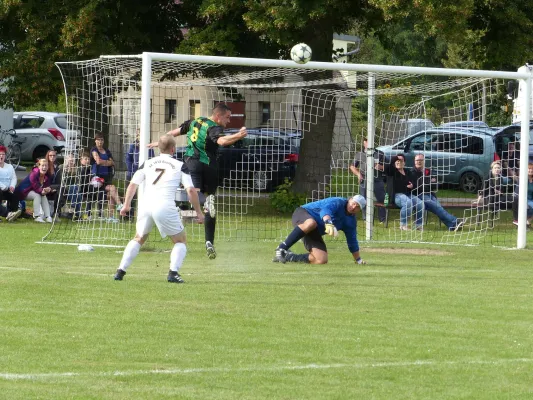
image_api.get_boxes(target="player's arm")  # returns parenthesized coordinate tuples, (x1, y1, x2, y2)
(217, 127, 247, 147)
(148, 126, 183, 148)
(120, 182, 138, 216)
(346, 226, 366, 264)
(120, 168, 144, 216)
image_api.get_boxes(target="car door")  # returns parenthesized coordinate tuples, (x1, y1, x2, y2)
(13, 114, 48, 160)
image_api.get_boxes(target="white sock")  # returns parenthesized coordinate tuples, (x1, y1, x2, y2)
(118, 240, 141, 271)
(170, 243, 187, 273)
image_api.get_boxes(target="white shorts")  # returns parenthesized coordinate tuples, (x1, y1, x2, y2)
(136, 205, 184, 239)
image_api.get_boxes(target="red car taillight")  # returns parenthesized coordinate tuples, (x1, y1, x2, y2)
(494, 152, 500, 161)
(48, 128, 65, 141)
(284, 153, 299, 163)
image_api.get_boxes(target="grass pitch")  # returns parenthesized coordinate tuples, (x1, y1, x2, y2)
(1, 222, 533, 399)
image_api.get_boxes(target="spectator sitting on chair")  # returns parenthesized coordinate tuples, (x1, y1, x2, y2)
(384, 154, 424, 231)
(0, 145, 22, 222)
(412, 153, 464, 231)
(349, 137, 386, 223)
(90, 132, 123, 222)
(14, 158, 54, 223)
(78, 152, 105, 220)
(512, 162, 533, 227)
(473, 161, 514, 211)
(55, 154, 83, 220)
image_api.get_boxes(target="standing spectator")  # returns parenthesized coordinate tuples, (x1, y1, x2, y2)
(502, 142, 519, 179)
(15, 158, 54, 223)
(113, 135, 204, 283)
(90, 132, 123, 222)
(273, 195, 367, 264)
(412, 154, 464, 231)
(349, 138, 386, 223)
(385, 154, 425, 231)
(126, 128, 155, 181)
(149, 103, 247, 259)
(0, 145, 22, 221)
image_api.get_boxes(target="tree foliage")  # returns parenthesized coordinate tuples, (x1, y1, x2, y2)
(0, 0, 184, 109)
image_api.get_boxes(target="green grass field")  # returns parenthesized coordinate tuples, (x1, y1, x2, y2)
(1, 222, 533, 399)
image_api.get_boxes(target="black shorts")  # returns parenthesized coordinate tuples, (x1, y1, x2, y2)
(292, 207, 327, 253)
(184, 157, 218, 195)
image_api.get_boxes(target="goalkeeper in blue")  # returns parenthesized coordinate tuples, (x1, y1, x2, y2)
(273, 195, 367, 264)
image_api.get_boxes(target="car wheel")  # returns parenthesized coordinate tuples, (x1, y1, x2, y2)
(459, 172, 481, 193)
(33, 145, 50, 161)
(251, 170, 271, 191)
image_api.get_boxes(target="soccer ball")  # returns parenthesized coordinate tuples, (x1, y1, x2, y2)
(290, 43, 312, 64)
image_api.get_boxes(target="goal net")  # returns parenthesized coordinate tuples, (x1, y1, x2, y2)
(42, 54, 530, 248)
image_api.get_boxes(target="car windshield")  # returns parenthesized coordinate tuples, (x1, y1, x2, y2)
(55, 116, 67, 129)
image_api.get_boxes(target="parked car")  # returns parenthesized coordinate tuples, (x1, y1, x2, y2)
(377, 126, 507, 193)
(13, 111, 79, 161)
(174, 128, 300, 192)
(440, 121, 493, 130)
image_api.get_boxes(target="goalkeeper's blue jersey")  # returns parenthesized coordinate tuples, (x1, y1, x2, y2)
(302, 197, 359, 253)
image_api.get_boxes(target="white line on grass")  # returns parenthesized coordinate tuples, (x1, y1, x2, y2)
(2, 358, 532, 380)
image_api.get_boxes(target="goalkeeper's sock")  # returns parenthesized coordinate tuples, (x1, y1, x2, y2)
(279, 226, 305, 250)
(170, 242, 187, 273)
(205, 214, 216, 244)
(118, 240, 141, 271)
(285, 252, 310, 263)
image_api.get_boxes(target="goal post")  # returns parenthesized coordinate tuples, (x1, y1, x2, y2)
(45, 52, 532, 249)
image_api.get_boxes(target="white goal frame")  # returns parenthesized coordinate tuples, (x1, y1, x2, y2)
(114, 52, 532, 249)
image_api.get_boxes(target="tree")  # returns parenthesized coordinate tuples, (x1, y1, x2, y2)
(0, 0, 184, 109)
(177, 0, 383, 194)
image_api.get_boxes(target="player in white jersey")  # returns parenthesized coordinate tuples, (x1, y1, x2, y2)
(114, 135, 204, 283)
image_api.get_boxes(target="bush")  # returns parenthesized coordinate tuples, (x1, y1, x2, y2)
(269, 179, 307, 213)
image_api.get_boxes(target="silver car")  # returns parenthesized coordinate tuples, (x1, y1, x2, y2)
(13, 111, 78, 161)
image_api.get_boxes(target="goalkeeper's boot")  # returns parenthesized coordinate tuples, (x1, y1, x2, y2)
(205, 241, 217, 259)
(114, 268, 126, 281)
(272, 247, 287, 263)
(167, 271, 185, 283)
(204, 194, 216, 217)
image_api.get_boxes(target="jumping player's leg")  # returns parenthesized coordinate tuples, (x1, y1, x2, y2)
(203, 162, 219, 259)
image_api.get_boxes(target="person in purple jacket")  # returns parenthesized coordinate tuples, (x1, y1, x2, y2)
(15, 158, 54, 223)
(273, 195, 367, 265)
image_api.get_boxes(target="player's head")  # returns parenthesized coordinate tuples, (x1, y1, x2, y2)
(211, 103, 232, 128)
(158, 134, 176, 154)
(348, 194, 366, 215)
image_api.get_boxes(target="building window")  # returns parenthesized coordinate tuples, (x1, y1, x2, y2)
(189, 100, 201, 119)
(260, 102, 271, 124)
(165, 99, 177, 123)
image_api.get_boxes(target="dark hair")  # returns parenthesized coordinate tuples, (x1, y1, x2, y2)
(94, 132, 104, 140)
(81, 152, 90, 159)
(212, 103, 232, 114)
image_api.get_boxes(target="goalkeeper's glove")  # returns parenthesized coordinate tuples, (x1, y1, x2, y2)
(355, 257, 366, 265)
(324, 219, 338, 237)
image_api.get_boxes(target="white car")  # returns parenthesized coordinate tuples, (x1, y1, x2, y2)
(13, 111, 79, 161)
